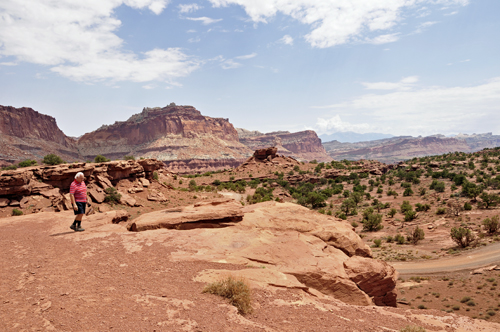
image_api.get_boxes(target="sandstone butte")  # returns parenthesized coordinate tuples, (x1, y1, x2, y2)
(1, 198, 499, 331)
(0, 105, 78, 165)
(0, 104, 330, 172)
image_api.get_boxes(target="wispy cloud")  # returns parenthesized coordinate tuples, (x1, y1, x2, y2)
(178, 4, 202, 13)
(221, 59, 241, 69)
(279, 35, 294, 45)
(444, 11, 459, 16)
(361, 76, 419, 91)
(188, 36, 201, 43)
(313, 77, 500, 136)
(185, 17, 222, 25)
(235, 53, 257, 60)
(0, 0, 201, 83)
(209, 0, 469, 48)
(0, 61, 17, 66)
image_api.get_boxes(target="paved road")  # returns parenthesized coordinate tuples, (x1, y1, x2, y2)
(393, 242, 500, 275)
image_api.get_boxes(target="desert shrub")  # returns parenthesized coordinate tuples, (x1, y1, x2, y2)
(340, 198, 357, 216)
(436, 207, 446, 215)
(43, 153, 64, 165)
(452, 305, 460, 311)
(202, 276, 252, 315)
(467, 300, 476, 306)
(388, 208, 397, 217)
(123, 155, 135, 160)
(362, 208, 383, 232)
(373, 239, 382, 247)
(400, 200, 413, 214)
(407, 226, 425, 245)
(337, 212, 347, 220)
(450, 227, 475, 247)
(94, 155, 110, 163)
(12, 208, 23, 216)
(386, 235, 393, 243)
(417, 304, 427, 309)
(403, 187, 414, 196)
(430, 180, 445, 192)
(415, 203, 431, 212)
(247, 187, 274, 204)
(460, 296, 471, 303)
(1, 165, 17, 170)
(404, 210, 417, 222)
(399, 325, 426, 332)
(189, 179, 197, 191)
(395, 234, 406, 245)
(213, 179, 221, 186)
(351, 221, 358, 228)
(479, 192, 500, 209)
(464, 202, 472, 210)
(17, 159, 37, 167)
(483, 216, 499, 234)
(153, 171, 159, 181)
(419, 187, 426, 196)
(104, 187, 121, 204)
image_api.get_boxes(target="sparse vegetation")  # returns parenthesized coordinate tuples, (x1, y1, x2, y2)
(94, 155, 110, 163)
(202, 276, 252, 315)
(104, 187, 122, 205)
(43, 153, 64, 165)
(12, 208, 23, 216)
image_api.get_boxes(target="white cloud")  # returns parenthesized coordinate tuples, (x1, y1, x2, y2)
(314, 77, 500, 136)
(208, 0, 469, 48)
(221, 59, 241, 69)
(188, 36, 201, 43)
(235, 53, 257, 60)
(361, 76, 419, 91)
(178, 4, 202, 13)
(279, 35, 294, 45)
(444, 11, 459, 15)
(0, 0, 200, 83)
(366, 33, 400, 45)
(185, 16, 223, 25)
(316, 115, 372, 134)
(0, 61, 17, 66)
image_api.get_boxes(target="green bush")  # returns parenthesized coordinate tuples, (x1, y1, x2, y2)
(12, 208, 23, 216)
(483, 216, 499, 234)
(450, 227, 475, 247)
(388, 208, 397, 217)
(104, 187, 121, 205)
(415, 203, 430, 212)
(403, 187, 414, 196)
(153, 171, 159, 181)
(123, 155, 135, 160)
(400, 200, 413, 214)
(362, 208, 383, 232)
(1, 165, 17, 170)
(43, 154, 64, 165)
(94, 155, 110, 163)
(17, 159, 37, 167)
(395, 234, 405, 244)
(464, 202, 472, 210)
(373, 239, 382, 247)
(202, 276, 252, 315)
(460, 296, 471, 303)
(386, 235, 393, 243)
(430, 180, 445, 192)
(404, 210, 417, 222)
(407, 226, 425, 245)
(436, 207, 446, 215)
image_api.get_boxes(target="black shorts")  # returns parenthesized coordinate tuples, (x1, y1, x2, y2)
(74, 202, 86, 215)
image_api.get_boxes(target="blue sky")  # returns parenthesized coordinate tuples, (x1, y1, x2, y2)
(1, 0, 499, 138)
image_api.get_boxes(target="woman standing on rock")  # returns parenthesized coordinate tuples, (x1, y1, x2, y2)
(69, 172, 90, 232)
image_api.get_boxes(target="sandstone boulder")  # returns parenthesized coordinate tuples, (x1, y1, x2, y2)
(119, 192, 137, 207)
(20, 196, 30, 209)
(128, 198, 243, 232)
(95, 175, 112, 189)
(40, 188, 62, 199)
(0, 198, 9, 207)
(344, 256, 398, 306)
(253, 147, 278, 160)
(138, 178, 150, 187)
(147, 189, 167, 202)
(88, 185, 106, 203)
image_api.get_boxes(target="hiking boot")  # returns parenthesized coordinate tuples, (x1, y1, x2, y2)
(70, 224, 76, 231)
(75, 227, 85, 232)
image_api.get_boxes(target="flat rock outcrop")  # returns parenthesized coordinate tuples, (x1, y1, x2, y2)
(77, 105, 252, 163)
(127, 199, 397, 307)
(0, 106, 78, 163)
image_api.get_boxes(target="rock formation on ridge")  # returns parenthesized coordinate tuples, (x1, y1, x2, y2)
(77, 105, 252, 164)
(0, 106, 78, 163)
(238, 129, 329, 161)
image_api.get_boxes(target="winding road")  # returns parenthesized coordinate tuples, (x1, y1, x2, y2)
(392, 242, 500, 275)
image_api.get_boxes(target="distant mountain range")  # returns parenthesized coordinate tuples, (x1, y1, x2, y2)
(319, 132, 394, 143)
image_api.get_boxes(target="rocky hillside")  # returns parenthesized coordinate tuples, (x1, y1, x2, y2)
(0, 106, 78, 164)
(77, 105, 252, 163)
(323, 135, 478, 163)
(238, 128, 329, 161)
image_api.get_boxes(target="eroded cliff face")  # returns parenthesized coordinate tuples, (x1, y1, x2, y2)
(0, 106, 78, 162)
(238, 129, 329, 161)
(324, 136, 471, 163)
(77, 105, 252, 162)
